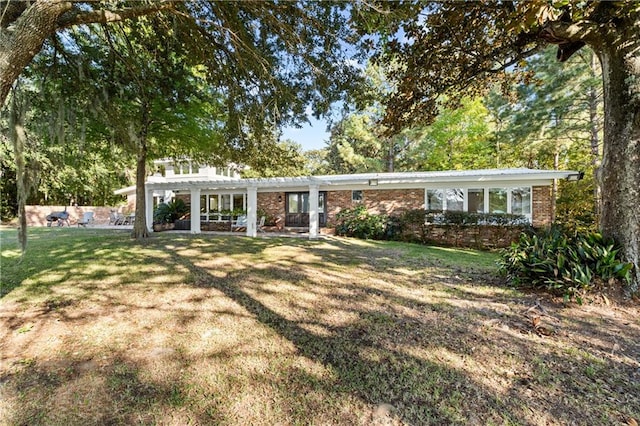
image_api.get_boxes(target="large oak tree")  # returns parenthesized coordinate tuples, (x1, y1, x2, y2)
(357, 1, 640, 291)
(2, 1, 359, 243)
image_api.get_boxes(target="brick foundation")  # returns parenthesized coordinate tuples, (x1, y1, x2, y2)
(402, 224, 526, 250)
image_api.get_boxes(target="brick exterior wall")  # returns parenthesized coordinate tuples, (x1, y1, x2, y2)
(24, 205, 127, 226)
(325, 191, 352, 226)
(363, 189, 425, 215)
(257, 192, 285, 224)
(325, 189, 425, 226)
(145, 184, 555, 231)
(532, 185, 553, 228)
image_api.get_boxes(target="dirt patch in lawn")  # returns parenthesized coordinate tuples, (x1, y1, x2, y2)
(1, 233, 639, 425)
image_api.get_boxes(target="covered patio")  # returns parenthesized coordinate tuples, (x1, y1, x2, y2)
(143, 177, 327, 239)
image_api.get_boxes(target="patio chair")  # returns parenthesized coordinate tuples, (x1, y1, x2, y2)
(257, 216, 266, 233)
(231, 215, 247, 231)
(77, 211, 94, 227)
(109, 210, 119, 225)
(114, 213, 126, 225)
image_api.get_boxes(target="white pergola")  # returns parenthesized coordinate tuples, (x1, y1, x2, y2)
(144, 176, 329, 239)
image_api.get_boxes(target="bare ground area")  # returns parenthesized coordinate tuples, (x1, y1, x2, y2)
(1, 229, 639, 425)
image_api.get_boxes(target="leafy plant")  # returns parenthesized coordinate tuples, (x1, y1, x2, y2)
(335, 205, 389, 240)
(153, 199, 188, 224)
(498, 226, 633, 301)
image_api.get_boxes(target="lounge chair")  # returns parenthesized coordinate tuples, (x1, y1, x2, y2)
(231, 215, 247, 231)
(257, 216, 266, 233)
(77, 211, 94, 227)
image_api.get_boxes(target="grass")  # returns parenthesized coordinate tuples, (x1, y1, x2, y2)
(1, 227, 639, 425)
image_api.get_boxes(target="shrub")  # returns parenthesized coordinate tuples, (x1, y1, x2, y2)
(424, 210, 529, 226)
(498, 226, 633, 301)
(153, 199, 189, 224)
(394, 209, 531, 245)
(335, 205, 389, 240)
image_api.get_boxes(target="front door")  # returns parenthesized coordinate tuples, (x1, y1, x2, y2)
(285, 192, 326, 227)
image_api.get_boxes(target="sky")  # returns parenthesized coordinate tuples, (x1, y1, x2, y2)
(281, 115, 331, 152)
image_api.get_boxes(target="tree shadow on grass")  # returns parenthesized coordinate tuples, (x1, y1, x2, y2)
(2, 231, 638, 424)
(168, 249, 530, 424)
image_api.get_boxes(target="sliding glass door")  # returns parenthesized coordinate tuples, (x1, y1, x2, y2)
(285, 192, 326, 227)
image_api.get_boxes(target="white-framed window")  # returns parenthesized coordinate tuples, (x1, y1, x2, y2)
(426, 189, 443, 211)
(173, 160, 200, 175)
(511, 187, 532, 215)
(352, 190, 363, 202)
(467, 188, 484, 213)
(424, 186, 532, 220)
(198, 192, 246, 221)
(489, 188, 508, 214)
(445, 188, 464, 211)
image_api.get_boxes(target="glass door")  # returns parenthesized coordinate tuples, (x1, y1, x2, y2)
(285, 192, 326, 227)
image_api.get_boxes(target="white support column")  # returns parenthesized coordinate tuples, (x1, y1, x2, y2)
(190, 188, 201, 234)
(484, 188, 490, 213)
(246, 186, 258, 237)
(309, 184, 319, 239)
(145, 188, 154, 233)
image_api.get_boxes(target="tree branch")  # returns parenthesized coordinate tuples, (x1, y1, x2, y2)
(56, 1, 176, 29)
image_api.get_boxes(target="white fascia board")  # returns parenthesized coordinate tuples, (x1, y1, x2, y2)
(141, 169, 578, 193)
(113, 185, 136, 195)
(313, 169, 577, 187)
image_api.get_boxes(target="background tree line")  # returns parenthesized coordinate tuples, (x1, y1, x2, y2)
(0, 44, 606, 231)
(310, 45, 602, 231)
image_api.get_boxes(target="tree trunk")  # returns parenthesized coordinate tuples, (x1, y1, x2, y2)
(597, 43, 640, 292)
(0, 1, 72, 106)
(132, 137, 149, 239)
(588, 52, 602, 224)
(9, 88, 28, 256)
(386, 138, 395, 172)
(551, 150, 559, 221)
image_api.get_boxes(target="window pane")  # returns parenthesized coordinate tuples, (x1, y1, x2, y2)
(288, 194, 299, 213)
(446, 188, 464, 211)
(209, 195, 219, 212)
(511, 187, 531, 215)
(200, 195, 206, 213)
(233, 194, 244, 211)
(319, 193, 325, 210)
(300, 193, 309, 213)
(426, 189, 443, 211)
(191, 163, 199, 174)
(468, 188, 484, 213)
(352, 190, 363, 202)
(489, 188, 508, 213)
(173, 162, 181, 175)
(221, 194, 231, 211)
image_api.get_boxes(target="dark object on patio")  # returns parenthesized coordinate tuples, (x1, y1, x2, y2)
(174, 219, 191, 230)
(46, 208, 70, 227)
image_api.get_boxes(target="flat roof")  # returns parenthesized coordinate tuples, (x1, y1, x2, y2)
(115, 168, 581, 195)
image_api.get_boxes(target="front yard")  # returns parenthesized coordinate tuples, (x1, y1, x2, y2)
(1, 228, 638, 425)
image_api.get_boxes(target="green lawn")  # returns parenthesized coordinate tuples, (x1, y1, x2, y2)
(1, 227, 638, 425)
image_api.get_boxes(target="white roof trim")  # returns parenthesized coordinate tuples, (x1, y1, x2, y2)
(114, 168, 580, 195)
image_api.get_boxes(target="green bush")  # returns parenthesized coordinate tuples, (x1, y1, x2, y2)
(424, 210, 529, 226)
(498, 226, 633, 301)
(394, 209, 531, 245)
(335, 205, 389, 240)
(153, 199, 189, 224)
